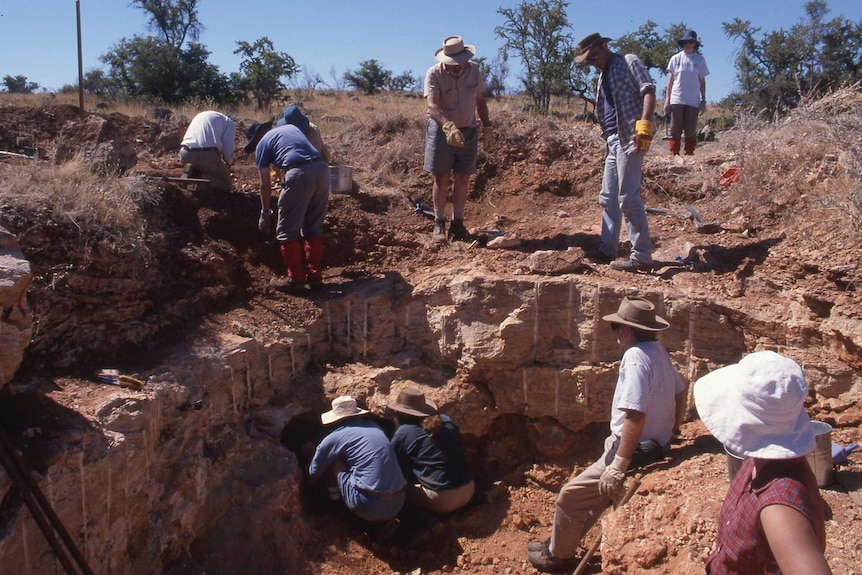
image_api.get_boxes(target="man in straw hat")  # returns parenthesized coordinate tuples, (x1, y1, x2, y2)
(694, 351, 831, 574)
(308, 395, 406, 523)
(527, 296, 686, 572)
(575, 33, 657, 273)
(423, 35, 493, 243)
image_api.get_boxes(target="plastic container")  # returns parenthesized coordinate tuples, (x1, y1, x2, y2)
(329, 165, 353, 194)
(805, 420, 835, 487)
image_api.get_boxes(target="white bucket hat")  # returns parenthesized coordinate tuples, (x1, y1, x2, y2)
(320, 395, 369, 425)
(693, 350, 815, 459)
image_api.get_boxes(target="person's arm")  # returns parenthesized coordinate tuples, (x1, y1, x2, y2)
(258, 167, 271, 211)
(674, 387, 688, 434)
(476, 91, 491, 128)
(761, 504, 832, 575)
(699, 76, 706, 103)
(664, 73, 674, 113)
(615, 409, 646, 459)
(426, 93, 446, 126)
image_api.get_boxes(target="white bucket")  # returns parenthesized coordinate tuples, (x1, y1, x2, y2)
(329, 165, 353, 194)
(725, 445, 744, 482)
(805, 420, 834, 487)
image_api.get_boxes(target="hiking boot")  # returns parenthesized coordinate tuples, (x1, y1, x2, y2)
(447, 219, 474, 242)
(527, 541, 578, 573)
(527, 538, 551, 553)
(269, 275, 301, 291)
(432, 219, 447, 243)
(584, 248, 613, 264)
(609, 258, 653, 273)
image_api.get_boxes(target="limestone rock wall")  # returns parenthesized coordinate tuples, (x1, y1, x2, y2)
(0, 226, 32, 389)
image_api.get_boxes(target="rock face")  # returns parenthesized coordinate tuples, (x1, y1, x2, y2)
(1, 253, 861, 572)
(0, 226, 32, 388)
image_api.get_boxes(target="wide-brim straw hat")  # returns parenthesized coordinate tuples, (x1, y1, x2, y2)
(388, 387, 438, 418)
(574, 32, 611, 63)
(602, 296, 670, 331)
(693, 350, 815, 459)
(321, 395, 369, 425)
(435, 35, 476, 65)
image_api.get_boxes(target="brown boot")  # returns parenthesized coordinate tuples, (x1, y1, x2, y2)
(303, 236, 324, 288)
(271, 240, 305, 291)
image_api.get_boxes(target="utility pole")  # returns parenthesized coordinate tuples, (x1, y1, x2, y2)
(76, 0, 84, 119)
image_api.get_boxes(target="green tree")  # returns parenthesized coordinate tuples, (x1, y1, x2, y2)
(389, 71, 417, 92)
(344, 60, 391, 95)
(2, 75, 39, 94)
(473, 56, 509, 99)
(614, 21, 692, 78)
(724, 1, 862, 116)
(101, 0, 232, 104)
(495, 0, 576, 115)
(234, 37, 299, 109)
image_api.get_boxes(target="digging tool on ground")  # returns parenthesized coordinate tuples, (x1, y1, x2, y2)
(134, 174, 211, 185)
(572, 475, 642, 575)
(684, 204, 721, 234)
(0, 424, 95, 575)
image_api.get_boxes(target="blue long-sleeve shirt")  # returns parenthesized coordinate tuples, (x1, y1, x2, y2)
(309, 418, 406, 494)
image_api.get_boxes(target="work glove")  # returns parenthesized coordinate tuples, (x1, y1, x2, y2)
(483, 125, 495, 149)
(699, 100, 707, 115)
(442, 121, 465, 148)
(635, 119, 654, 154)
(598, 454, 630, 498)
(258, 209, 273, 233)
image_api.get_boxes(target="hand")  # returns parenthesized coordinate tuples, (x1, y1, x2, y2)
(598, 454, 630, 498)
(699, 100, 707, 115)
(663, 102, 672, 116)
(635, 119, 654, 153)
(258, 209, 273, 232)
(442, 121, 465, 148)
(483, 126, 495, 149)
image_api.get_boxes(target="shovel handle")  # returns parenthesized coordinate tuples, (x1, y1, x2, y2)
(572, 476, 642, 575)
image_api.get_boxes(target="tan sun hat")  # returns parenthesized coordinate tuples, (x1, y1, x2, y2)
(388, 387, 438, 418)
(602, 296, 670, 331)
(435, 36, 476, 65)
(320, 395, 369, 425)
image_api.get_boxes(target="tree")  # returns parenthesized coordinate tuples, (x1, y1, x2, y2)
(344, 60, 391, 95)
(614, 21, 690, 78)
(473, 56, 509, 99)
(724, 1, 862, 116)
(495, 0, 577, 115)
(132, 0, 203, 49)
(234, 37, 299, 109)
(2, 75, 39, 94)
(101, 0, 233, 104)
(388, 71, 417, 92)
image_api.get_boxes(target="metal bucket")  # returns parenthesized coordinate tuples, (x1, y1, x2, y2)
(329, 165, 353, 194)
(725, 445, 744, 482)
(805, 420, 834, 487)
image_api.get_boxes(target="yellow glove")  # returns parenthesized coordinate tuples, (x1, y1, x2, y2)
(635, 119, 654, 153)
(442, 121, 465, 148)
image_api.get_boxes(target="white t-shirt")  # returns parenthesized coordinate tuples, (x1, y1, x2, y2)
(609, 340, 685, 447)
(667, 52, 710, 108)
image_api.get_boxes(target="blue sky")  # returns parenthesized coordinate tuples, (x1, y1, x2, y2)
(2, 0, 860, 102)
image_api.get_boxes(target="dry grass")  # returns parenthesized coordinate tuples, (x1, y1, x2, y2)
(0, 157, 160, 250)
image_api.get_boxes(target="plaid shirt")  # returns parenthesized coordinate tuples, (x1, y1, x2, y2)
(706, 457, 826, 574)
(596, 53, 655, 155)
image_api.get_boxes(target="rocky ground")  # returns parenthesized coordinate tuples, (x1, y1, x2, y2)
(1, 90, 861, 573)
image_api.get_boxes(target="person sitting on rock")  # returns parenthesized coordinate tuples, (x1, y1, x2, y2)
(387, 387, 475, 514)
(307, 395, 406, 523)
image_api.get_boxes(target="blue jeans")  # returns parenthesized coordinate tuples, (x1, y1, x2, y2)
(598, 134, 652, 263)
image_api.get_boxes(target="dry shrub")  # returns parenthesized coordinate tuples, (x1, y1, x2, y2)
(0, 157, 160, 250)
